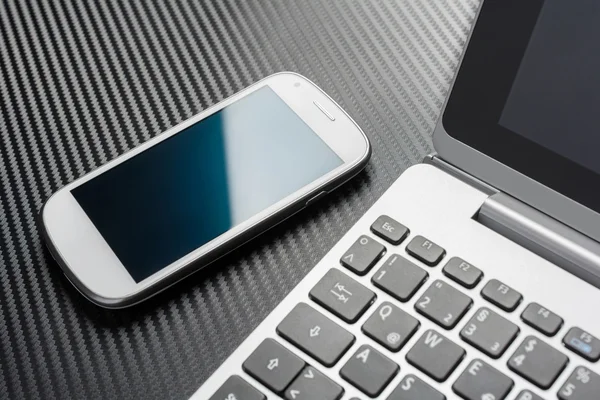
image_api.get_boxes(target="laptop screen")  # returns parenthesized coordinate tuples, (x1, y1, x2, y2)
(443, 0, 600, 213)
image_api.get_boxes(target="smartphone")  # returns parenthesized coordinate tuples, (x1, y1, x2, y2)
(41, 72, 371, 308)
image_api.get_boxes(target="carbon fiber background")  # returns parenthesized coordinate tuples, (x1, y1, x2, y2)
(0, 0, 479, 398)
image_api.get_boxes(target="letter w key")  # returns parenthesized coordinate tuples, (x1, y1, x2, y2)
(406, 330, 466, 382)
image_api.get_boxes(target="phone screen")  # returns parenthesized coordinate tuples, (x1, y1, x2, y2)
(72, 86, 342, 282)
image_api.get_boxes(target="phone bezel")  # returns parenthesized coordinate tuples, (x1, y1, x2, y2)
(41, 72, 370, 308)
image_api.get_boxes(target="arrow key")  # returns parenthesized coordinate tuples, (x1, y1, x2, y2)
(284, 366, 344, 400)
(277, 303, 355, 367)
(242, 339, 305, 393)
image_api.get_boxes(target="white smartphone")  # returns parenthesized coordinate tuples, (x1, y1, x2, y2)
(41, 72, 371, 308)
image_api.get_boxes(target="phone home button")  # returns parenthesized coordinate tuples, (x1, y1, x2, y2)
(306, 191, 328, 207)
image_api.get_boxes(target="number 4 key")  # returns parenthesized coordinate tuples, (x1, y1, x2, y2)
(508, 336, 569, 389)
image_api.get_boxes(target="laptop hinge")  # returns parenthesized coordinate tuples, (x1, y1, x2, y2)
(426, 154, 600, 289)
(424, 154, 498, 196)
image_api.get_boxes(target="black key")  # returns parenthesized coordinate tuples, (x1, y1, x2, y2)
(405, 235, 445, 266)
(442, 257, 483, 289)
(558, 366, 600, 400)
(515, 390, 543, 400)
(242, 339, 305, 393)
(340, 345, 399, 397)
(209, 376, 266, 400)
(284, 366, 344, 400)
(507, 335, 569, 389)
(371, 215, 409, 245)
(460, 307, 520, 359)
(481, 279, 523, 312)
(362, 302, 420, 352)
(277, 303, 355, 367)
(341, 235, 386, 275)
(406, 329, 466, 382)
(372, 255, 428, 302)
(563, 327, 600, 362)
(521, 303, 563, 337)
(415, 280, 473, 329)
(453, 359, 513, 400)
(387, 374, 446, 400)
(309, 269, 375, 323)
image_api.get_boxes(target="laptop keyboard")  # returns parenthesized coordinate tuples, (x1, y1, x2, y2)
(208, 214, 600, 400)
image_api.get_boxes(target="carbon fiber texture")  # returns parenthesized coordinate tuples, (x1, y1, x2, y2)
(0, 0, 479, 398)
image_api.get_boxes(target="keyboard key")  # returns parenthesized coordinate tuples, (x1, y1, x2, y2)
(406, 329, 466, 382)
(371, 215, 409, 245)
(362, 302, 420, 352)
(563, 327, 600, 362)
(242, 339, 305, 393)
(507, 335, 569, 389)
(372, 255, 428, 302)
(309, 269, 375, 323)
(387, 374, 446, 400)
(558, 366, 600, 400)
(340, 344, 399, 397)
(415, 280, 473, 330)
(341, 235, 386, 275)
(442, 257, 483, 289)
(209, 376, 266, 400)
(277, 303, 355, 367)
(406, 235, 445, 266)
(521, 303, 563, 337)
(481, 279, 522, 312)
(284, 366, 343, 400)
(452, 359, 513, 400)
(460, 307, 520, 359)
(515, 390, 543, 400)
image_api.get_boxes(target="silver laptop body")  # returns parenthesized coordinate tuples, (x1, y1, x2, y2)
(193, 1, 600, 398)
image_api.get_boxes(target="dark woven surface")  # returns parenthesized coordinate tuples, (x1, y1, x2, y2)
(0, 0, 478, 398)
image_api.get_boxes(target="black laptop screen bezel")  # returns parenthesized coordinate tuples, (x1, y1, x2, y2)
(443, 0, 600, 213)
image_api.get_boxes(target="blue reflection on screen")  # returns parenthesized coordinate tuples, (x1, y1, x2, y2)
(72, 87, 342, 282)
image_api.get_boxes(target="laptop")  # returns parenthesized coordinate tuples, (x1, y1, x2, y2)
(193, 1, 600, 399)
